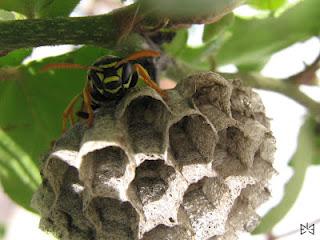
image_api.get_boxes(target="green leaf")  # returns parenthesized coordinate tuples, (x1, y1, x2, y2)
(0, 223, 5, 239)
(253, 117, 315, 234)
(0, 9, 26, 21)
(163, 30, 188, 56)
(164, 16, 235, 71)
(0, 2, 37, 18)
(176, 46, 211, 70)
(0, 128, 41, 212)
(313, 154, 320, 165)
(0, 49, 31, 67)
(216, 0, 320, 68)
(0, 46, 110, 165)
(36, 0, 81, 18)
(248, 0, 287, 10)
(0, 9, 17, 21)
(203, 13, 234, 43)
(164, 29, 209, 70)
(0, 0, 80, 18)
(165, 28, 231, 71)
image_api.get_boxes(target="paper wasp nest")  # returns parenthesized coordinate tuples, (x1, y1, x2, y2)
(32, 72, 276, 240)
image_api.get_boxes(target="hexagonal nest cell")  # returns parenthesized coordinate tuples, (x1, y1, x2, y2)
(32, 72, 276, 240)
(123, 96, 169, 154)
(80, 146, 129, 198)
(130, 160, 175, 205)
(169, 114, 217, 167)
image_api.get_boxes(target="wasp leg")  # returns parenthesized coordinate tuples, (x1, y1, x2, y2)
(116, 50, 160, 67)
(82, 82, 94, 128)
(62, 93, 81, 132)
(133, 63, 167, 98)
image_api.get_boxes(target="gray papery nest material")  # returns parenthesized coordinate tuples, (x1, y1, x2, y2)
(32, 72, 276, 240)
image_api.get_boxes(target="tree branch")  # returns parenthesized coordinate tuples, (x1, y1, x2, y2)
(0, 0, 242, 51)
(288, 49, 320, 85)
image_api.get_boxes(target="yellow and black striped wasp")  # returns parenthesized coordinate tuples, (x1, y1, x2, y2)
(42, 50, 166, 132)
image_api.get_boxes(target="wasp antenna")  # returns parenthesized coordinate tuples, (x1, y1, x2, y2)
(115, 50, 161, 67)
(40, 63, 102, 73)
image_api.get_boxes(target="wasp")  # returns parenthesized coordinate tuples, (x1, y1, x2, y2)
(42, 50, 166, 132)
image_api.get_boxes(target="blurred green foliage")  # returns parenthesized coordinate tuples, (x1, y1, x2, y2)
(0, 0, 80, 18)
(0, 223, 5, 239)
(0, 9, 20, 21)
(248, 0, 287, 10)
(0, 49, 32, 67)
(0, 128, 40, 212)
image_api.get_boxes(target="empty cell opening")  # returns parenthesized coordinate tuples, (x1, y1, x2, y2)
(193, 84, 230, 115)
(55, 167, 86, 220)
(182, 180, 209, 214)
(192, 84, 235, 131)
(51, 167, 95, 235)
(125, 96, 169, 153)
(44, 156, 80, 201)
(45, 156, 70, 184)
(226, 126, 242, 147)
(183, 178, 206, 197)
(169, 115, 216, 167)
(56, 209, 95, 239)
(89, 197, 139, 239)
(130, 160, 175, 204)
(182, 181, 211, 216)
(83, 146, 129, 188)
(212, 128, 248, 174)
(225, 126, 260, 168)
(142, 224, 193, 240)
(224, 127, 244, 159)
(230, 88, 268, 127)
